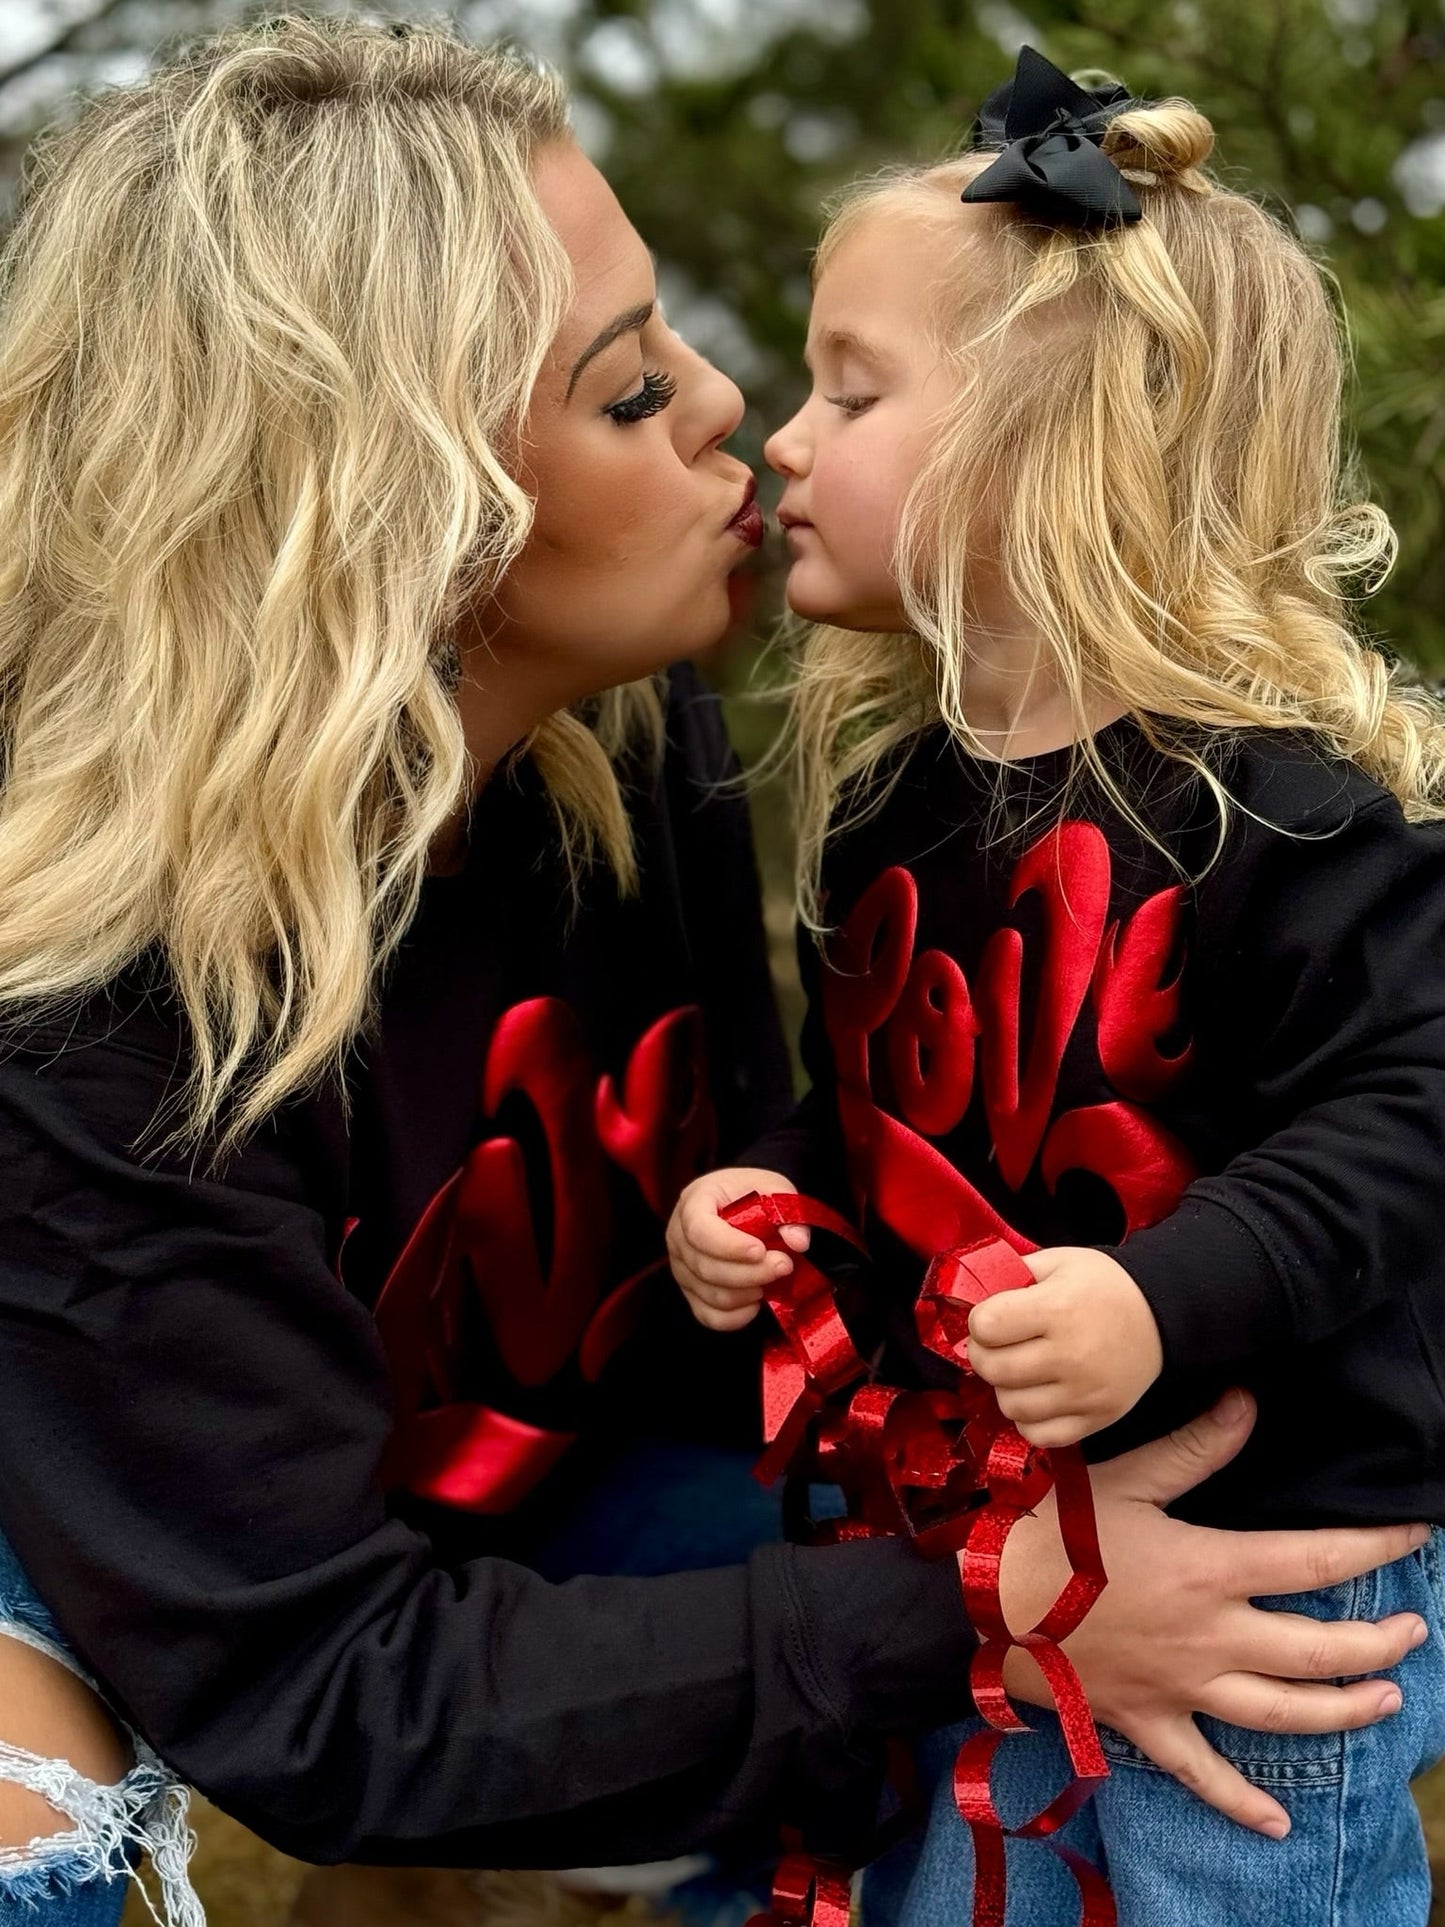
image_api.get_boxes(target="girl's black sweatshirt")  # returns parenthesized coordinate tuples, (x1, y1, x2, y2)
(753, 718, 1445, 1533)
(0, 666, 973, 1870)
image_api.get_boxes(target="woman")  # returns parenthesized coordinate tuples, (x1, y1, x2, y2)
(0, 19, 1427, 1927)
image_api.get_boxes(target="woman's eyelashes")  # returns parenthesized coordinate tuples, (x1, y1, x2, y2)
(606, 368, 678, 426)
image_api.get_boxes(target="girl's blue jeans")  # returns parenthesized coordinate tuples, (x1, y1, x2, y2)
(863, 1531, 1445, 1927)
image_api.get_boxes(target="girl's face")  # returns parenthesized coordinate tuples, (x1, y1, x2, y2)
(765, 214, 958, 631)
(481, 143, 762, 699)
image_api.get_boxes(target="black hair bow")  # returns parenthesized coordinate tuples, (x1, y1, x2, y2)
(962, 45, 1142, 229)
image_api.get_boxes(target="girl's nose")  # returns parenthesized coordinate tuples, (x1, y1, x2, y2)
(764, 407, 810, 478)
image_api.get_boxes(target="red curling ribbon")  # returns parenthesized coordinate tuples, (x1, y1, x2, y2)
(742, 1204, 1114, 1927)
(753, 1850, 853, 1927)
(920, 1237, 1112, 1926)
(721, 1192, 870, 1485)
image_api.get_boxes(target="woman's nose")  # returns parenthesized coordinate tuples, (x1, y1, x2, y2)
(710, 368, 746, 447)
(764, 408, 809, 478)
(678, 340, 745, 455)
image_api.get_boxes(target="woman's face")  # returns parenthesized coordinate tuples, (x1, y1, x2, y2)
(479, 142, 762, 700)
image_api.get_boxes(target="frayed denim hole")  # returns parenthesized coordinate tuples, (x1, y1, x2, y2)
(0, 1590, 68, 1659)
(0, 1839, 126, 1908)
(0, 1741, 203, 1927)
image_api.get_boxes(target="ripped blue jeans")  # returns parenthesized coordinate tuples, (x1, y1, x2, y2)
(0, 1527, 202, 1925)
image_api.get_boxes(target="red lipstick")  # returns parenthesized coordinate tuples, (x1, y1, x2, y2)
(726, 477, 765, 550)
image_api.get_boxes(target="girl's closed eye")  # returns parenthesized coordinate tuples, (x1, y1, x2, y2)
(826, 392, 875, 417)
(606, 368, 678, 426)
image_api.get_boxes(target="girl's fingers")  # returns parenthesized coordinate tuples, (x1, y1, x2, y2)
(681, 1249, 790, 1291)
(1119, 1715, 1290, 1838)
(994, 1383, 1068, 1425)
(680, 1209, 773, 1264)
(674, 1264, 767, 1309)
(1200, 1672, 1405, 1735)
(968, 1292, 1049, 1347)
(1227, 1607, 1427, 1684)
(1015, 1414, 1090, 1449)
(779, 1224, 811, 1252)
(969, 1337, 1056, 1390)
(683, 1295, 763, 1333)
(685, 1282, 766, 1313)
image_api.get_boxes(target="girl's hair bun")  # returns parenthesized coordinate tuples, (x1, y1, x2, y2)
(1102, 100, 1215, 192)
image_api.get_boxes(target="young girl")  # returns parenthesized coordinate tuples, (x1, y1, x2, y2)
(669, 45, 1445, 1927)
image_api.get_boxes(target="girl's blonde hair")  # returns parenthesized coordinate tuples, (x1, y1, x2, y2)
(790, 88, 1445, 923)
(0, 13, 660, 1159)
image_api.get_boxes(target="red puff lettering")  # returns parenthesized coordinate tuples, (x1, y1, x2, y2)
(596, 1005, 717, 1218)
(1041, 1101, 1196, 1235)
(458, 998, 612, 1389)
(825, 866, 917, 1067)
(822, 827, 1197, 1260)
(977, 824, 1112, 1192)
(372, 996, 715, 1512)
(867, 1109, 1035, 1260)
(824, 877, 1030, 1259)
(1092, 886, 1193, 1102)
(887, 947, 979, 1140)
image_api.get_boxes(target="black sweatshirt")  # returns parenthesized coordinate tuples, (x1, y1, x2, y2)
(754, 718, 1445, 1532)
(0, 666, 973, 1869)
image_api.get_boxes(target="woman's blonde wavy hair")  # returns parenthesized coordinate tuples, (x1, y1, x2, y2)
(790, 87, 1445, 925)
(0, 12, 661, 1160)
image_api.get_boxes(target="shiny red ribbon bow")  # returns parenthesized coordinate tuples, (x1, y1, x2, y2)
(726, 1198, 1114, 1927)
(723, 1191, 871, 1485)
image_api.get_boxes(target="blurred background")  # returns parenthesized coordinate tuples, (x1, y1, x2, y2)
(0, 0, 1437, 1919)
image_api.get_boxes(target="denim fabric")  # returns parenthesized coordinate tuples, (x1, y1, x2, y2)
(0, 1858, 137, 1926)
(0, 1536, 69, 1656)
(863, 1534, 1445, 1927)
(0, 1528, 201, 1926)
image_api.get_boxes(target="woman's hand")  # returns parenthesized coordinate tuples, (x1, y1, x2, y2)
(665, 1168, 806, 1330)
(998, 1390, 1429, 1839)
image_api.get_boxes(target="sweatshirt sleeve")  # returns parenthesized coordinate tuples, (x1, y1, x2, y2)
(0, 1017, 973, 1868)
(1111, 788, 1445, 1370)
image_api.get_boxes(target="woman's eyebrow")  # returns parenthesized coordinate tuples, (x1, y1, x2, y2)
(566, 301, 655, 399)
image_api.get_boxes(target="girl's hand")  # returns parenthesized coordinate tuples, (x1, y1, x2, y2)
(967, 1246, 1163, 1445)
(999, 1390, 1430, 1838)
(666, 1168, 807, 1330)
